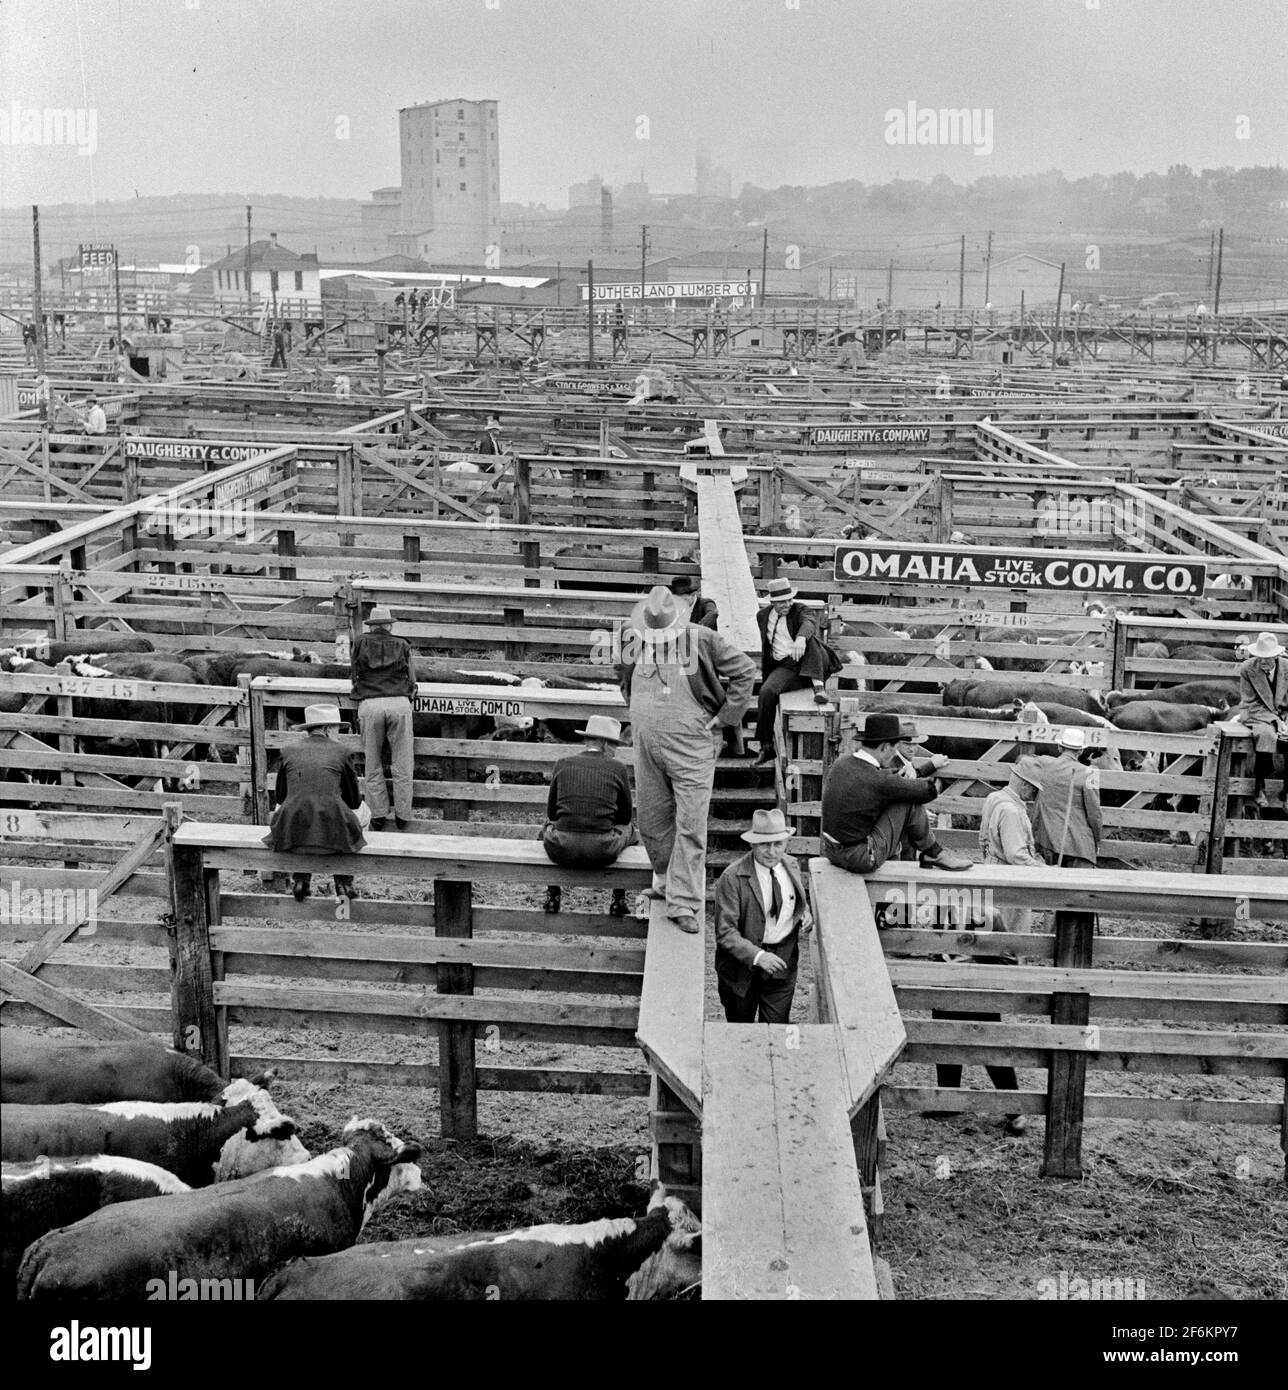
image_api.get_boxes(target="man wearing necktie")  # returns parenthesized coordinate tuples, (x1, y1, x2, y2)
(752, 578, 843, 768)
(713, 808, 812, 1024)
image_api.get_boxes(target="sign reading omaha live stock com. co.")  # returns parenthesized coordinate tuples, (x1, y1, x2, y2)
(808, 425, 933, 447)
(413, 695, 524, 718)
(834, 543, 1208, 596)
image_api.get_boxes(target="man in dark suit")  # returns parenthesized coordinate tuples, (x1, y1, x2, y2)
(752, 577, 843, 767)
(669, 575, 718, 630)
(821, 712, 972, 873)
(713, 808, 812, 1024)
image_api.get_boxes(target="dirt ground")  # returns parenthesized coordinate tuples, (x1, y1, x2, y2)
(6, 865, 1285, 1301)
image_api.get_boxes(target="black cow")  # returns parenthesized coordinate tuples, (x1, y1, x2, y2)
(943, 678, 1108, 718)
(1106, 679, 1239, 710)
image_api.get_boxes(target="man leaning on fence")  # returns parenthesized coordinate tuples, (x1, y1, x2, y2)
(1032, 727, 1103, 869)
(350, 605, 416, 830)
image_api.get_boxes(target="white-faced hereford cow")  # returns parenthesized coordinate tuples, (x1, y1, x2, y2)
(2, 1156, 190, 1290)
(1, 1034, 239, 1105)
(0, 1079, 308, 1186)
(16, 1118, 422, 1301)
(258, 1185, 701, 1301)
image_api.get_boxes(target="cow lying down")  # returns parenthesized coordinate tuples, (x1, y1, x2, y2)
(259, 1185, 701, 1301)
(0, 1033, 239, 1105)
(2, 1156, 190, 1290)
(17, 1119, 421, 1301)
(0, 1079, 308, 1186)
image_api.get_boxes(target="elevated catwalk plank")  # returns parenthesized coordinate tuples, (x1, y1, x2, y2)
(635, 899, 704, 1114)
(702, 1024, 878, 1300)
(695, 470, 761, 654)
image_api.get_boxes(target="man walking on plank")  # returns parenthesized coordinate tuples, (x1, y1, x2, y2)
(714, 809, 812, 1024)
(618, 585, 755, 934)
(752, 577, 843, 768)
(350, 605, 416, 830)
(821, 713, 972, 874)
(540, 715, 634, 920)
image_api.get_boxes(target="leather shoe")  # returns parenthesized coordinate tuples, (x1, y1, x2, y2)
(752, 749, 776, 768)
(813, 688, 830, 705)
(395, 817, 411, 831)
(369, 817, 387, 831)
(668, 912, 701, 934)
(920, 847, 973, 871)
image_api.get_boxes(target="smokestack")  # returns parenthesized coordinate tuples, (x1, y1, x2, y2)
(600, 187, 613, 249)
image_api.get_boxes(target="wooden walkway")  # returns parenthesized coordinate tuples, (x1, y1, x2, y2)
(695, 467, 761, 653)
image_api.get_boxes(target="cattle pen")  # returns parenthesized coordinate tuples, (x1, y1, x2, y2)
(3, 347, 1287, 1301)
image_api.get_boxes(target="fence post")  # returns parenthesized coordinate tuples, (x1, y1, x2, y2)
(513, 456, 531, 525)
(1042, 909, 1094, 1179)
(166, 821, 225, 1075)
(435, 877, 477, 1140)
(1109, 617, 1129, 691)
(275, 528, 296, 582)
(402, 533, 421, 585)
(937, 475, 954, 541)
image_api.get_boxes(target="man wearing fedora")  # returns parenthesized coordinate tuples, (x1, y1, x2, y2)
(1235, 632, 1288, 808)
(713, 809, 813, 1024)
(821, 713, 972, 874)
(264, 704, 366, 902)
(669, 575, 718, 630)
(617, 584, 756, 933)
(752, 577, 843, 768)
(350, 605, 416, 831)
(1031, 727, 1103, 868)
(541, 715, 634, 919)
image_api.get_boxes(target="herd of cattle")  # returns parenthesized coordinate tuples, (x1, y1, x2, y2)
(1, 1033, 701, 1300)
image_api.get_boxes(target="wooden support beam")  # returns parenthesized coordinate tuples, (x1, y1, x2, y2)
(1043, 910, 1095, 1179)
(435, 877, 477, 1140)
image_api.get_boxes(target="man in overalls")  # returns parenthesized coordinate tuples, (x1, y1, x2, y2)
(618, 585, 755, 933)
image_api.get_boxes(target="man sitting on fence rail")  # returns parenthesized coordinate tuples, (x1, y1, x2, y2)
(541, 715, 634, 919)
(1235, 632, 1288, 809)
(1032, 728, 1103, 869)
(752, 577, 844, 768)
(821, 713, 971, 876)
(713, 809, 812, 1024)
(350, 605, 416, 831)
(669, 575, 718, 631)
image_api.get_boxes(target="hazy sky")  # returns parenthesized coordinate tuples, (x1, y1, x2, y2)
(2, 0, 1285, 209)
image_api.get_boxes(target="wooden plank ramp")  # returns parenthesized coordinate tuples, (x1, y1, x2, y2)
(695, 469, 761, 653)
(635, 900, 704, 1115)
(702, 1024, 878, 1300)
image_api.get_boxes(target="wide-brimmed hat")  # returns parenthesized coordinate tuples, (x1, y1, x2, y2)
(1247, 633, 1286, 659)
(1010, 756, 1045, 791)
(1057, 727, 1087, 751)
(857, 712, 925, 745)
(577, 715, 622, 744)
(630, 584, 684, 636)
(763, 578, 798, 602)
(297, 704, 342, 730)
(366, 605, 394, 626)
(741, 807, 793, 843)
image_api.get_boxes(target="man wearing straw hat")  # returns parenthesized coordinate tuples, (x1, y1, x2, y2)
(1031, 727, 1103, 869)
(752, 577, 843, 768)
(617, 584, 756, 934)
(540, 715, 634, 919)
(350, 605, 416, 830)
(263, 703, 366, 902)
(713, 808, 812, 1024)
(1234, 632, 1288, 808)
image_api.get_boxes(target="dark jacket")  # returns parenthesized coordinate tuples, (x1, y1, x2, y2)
(713, 850, 810, 999)
(690, 595, 719, 630)
(756, 602, 843, 680)
(617, 624, 756, 729)
(546, 750, 633, 833)
(351, 632, 415, 702)
(264, 736, 366, 855)
(821, 751, 937, 846)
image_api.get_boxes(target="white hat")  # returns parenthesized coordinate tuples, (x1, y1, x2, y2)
(1247, 633, 1286, 659)
(1058, 728, 1087, 751)
(297, 704, 342, 730)
(577, 715, 622, 743)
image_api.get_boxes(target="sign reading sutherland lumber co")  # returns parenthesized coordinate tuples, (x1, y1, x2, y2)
(834, 543, 1208, 596)
(808, 425, 932, 447)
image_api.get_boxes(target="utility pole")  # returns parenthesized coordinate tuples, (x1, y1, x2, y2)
(1051, 261, 1066, 370)
(113, 246, 123, 351)
(245, 204, 253, 327)
(587, 259, 595, 365)
(1213, 227, 1225, 316)
(556, 260, 561, 307)
(31, 207, 47, 417)
(639, 225, 649, 320)
(1206, 230, 1216, 297)
(958, 234, 966, 309)
(886, 259, 894, 309)
(760, 227, 768, 316)
(984, 230, 993, 306)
